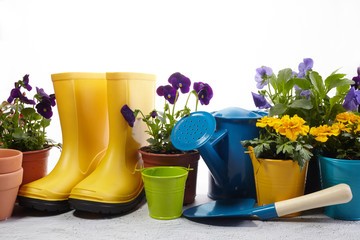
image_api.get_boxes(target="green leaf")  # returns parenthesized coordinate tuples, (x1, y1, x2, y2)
(12, 112, 20, 124)
(269, 74, 279, 91)
(309, 71, 326, 98)
(31, 112, 42, 121)
(283, 144, 293, 155)
(289, 99, 313, 110)
(336, 84, 351, 96)
(326, 77, 354, 92)
(293, 78, 311, 90)
(21, 108, 36, 117)
(284, 78, 295, 93)
(329, 95, 342, 107)
(41, 118, 51, 128)
(269, 103, 287, 116)
(146, 138, 157, 145)
(277, 68, 293, 93)
(12, 128, 27, 139)
(253, 145, 263, 158)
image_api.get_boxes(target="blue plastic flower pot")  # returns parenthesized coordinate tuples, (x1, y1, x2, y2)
(319, 155, 360, 220)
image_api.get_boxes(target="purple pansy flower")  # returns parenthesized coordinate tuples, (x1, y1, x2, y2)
(150, 110, 157, 118)
(121, 104, 136, 127)
(197, 84, 213, 105)
(252, 92, 272, 109)
(255, 66, 273, 89)
(297, 58, 313, 78)
(351, 66, 360, 90)
(7, 87, 35, 105)
(168, 72, 191, 94)
(23, 74, 32, 91)
(343, 87, 360, 111)
(36, 87, 50, 98)
(49, 94, 56, 107)
(21, 96, 36, 105)
(36, 87, 56, 106)
(36, 100, 53, 119)
(193, 82, 206, 93)
(7, 88, 22, 103)
(156, 85, 178, 104)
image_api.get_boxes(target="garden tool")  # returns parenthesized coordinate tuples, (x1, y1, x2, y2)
(183, 184, 352, 219)
(171, 108, 267, 200)
(18, 72, 109, 212)
(69, 72, 155, 214)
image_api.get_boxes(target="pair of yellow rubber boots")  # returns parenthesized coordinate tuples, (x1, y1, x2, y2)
(18, 72, 155, 214)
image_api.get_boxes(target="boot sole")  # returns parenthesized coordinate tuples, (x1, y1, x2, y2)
(17, 196, 71, 212)
(68, 190, 145, 215)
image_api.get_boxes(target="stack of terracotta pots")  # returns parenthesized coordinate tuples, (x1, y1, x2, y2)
(0, 149, 23, 221)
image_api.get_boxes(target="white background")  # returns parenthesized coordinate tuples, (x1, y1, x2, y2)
(1, 0, 360, 193)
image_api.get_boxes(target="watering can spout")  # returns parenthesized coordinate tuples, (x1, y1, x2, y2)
(171, 112, 228, 186)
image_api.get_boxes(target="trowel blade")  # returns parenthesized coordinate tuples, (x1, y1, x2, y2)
(183, 198, 256, 218)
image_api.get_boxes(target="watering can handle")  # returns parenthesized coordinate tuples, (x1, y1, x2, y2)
(274, 184, 353, 217)
(209, 129, 228, 146)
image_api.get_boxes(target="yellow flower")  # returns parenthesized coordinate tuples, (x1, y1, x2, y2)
(276, 115, 309, 141)
(335, 112, 360, 125)
(354, 124, 360, 134)
(256, 116, 280, 128)
(310, 124, 339, 143)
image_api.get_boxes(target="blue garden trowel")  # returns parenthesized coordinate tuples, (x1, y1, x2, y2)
(183, 184, 352, 220)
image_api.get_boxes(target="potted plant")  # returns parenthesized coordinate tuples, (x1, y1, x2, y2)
(0, 75, 59, 185)
(310, 111, 360, 220)
(241, 114, 312, 217)
(251, 58, 354, 193)
(121, 72, 213, 204)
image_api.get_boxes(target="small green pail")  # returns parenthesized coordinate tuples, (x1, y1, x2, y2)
(139, 166, 190, 220)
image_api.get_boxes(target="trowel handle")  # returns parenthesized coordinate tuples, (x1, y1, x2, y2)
(275, 184, 353, 217)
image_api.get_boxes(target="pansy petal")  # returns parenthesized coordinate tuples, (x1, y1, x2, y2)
(252, 92, 272, 109)
(303, 58, 314, 71)
(121, 104, 135, 127)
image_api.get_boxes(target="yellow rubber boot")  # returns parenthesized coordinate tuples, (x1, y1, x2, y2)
(69, 72, 155, 214)
(18, 73, 109, 212)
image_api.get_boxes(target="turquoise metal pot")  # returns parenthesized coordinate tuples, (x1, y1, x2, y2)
(319, 155, 360, 220)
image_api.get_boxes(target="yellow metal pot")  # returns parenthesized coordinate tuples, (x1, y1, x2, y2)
(248, 147, 308, 217)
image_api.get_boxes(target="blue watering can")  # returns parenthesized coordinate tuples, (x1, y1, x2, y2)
(171, 107, 267, 200)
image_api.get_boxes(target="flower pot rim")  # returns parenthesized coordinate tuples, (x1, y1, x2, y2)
(138, 146, 199, 157)
(21, 147, 52, 155)
(0, 148, 23, 158)
(256, 157, 294, 162)
(318, 154, 360, 163)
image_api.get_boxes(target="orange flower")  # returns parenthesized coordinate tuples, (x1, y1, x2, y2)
(256, 116, 281, 128)
(310, 124, 339, 143)
(276, 115, 309, 141)
(335, 112, 360, 125)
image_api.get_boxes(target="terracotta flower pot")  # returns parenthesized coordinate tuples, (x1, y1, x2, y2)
(0, 149, 23, 221)
(138, 147, 200, 204)
(22, 148, 51, 185)
(0, 149, 23, 174)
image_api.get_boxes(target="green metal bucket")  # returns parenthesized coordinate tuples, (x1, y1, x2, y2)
(139, 166, 190, 220)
